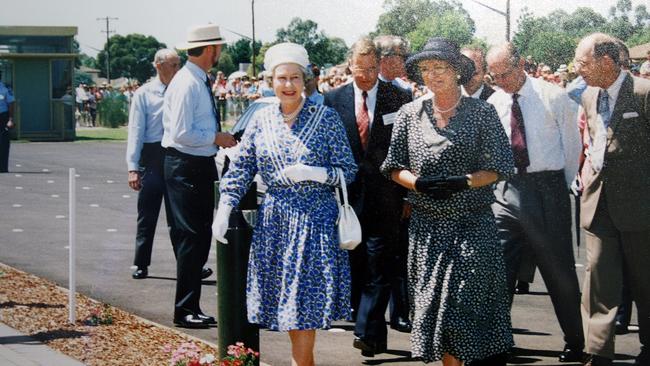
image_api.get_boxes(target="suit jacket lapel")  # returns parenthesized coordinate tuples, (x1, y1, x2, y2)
(608, 73, 634, 138)
(339, 84, 362, 159)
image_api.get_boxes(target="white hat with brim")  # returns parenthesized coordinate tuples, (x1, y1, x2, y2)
(176, 24, 226, 50)
(264, 42, 310, 72)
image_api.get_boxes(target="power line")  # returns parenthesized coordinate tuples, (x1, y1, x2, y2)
(97, 16, 118, 81)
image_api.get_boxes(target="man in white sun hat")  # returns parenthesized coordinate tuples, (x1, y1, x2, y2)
(162, 23, 237, 329)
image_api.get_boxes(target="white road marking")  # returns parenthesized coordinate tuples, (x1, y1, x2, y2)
(51, 194, 60, 198)
(106, 180, 114, 183)
(12, 204, 22, 208)
(64, 246, 70, 249)
(122, 194, 131, 198)
(15, 164, 21, 167)
(12, 228, 24, 232)
(47, 180, 54, 183)
(55, 215, 66, 219)
(106, 228, 117, 232)
(89, 203, 100, 207)
(15, 186, 23, 190)
(14, 174, 22, 177)
(42, 168, 50, 172)
(82, 186, 91, 190)
(75, 174, 80, 177)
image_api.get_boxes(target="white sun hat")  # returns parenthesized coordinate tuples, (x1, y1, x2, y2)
(264, 42, 310, 72)
(176, 24, 226, 50)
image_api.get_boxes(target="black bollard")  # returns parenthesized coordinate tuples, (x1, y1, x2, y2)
(215, 181, 260, 365)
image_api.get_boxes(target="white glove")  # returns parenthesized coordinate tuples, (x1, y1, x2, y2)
(282, 164, 328, 183)
(212, 203, 232, 244)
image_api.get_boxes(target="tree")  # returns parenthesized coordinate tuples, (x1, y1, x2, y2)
(375, 0, 475, 40)
(96, 34, 166, 82)
(560, 7, 607, 38)
(275, 18, 349, 67)
(216, 50, 237, 76)
(526, 31, 576, 69)
(407, 10, 474, 51)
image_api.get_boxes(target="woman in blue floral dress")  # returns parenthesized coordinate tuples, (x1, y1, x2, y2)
(213, 43, 357, 366)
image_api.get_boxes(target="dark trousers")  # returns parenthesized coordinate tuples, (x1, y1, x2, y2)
(133, 143, 174, 268)
(389, 219, 410, 325)
(0, 112, 10, 173)
(164, 148, 217, 317)
(492, 170, 584, 348)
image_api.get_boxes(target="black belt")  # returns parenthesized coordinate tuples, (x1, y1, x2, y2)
(165, 147, 215, 160)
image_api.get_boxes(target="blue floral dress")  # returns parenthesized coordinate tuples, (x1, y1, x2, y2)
(219, 99, 357, 331)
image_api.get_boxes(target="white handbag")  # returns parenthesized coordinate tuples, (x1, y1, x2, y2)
(335, 168, 362, 250)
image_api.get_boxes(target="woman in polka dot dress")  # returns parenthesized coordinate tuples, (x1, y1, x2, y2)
(380, 38, 515, 366)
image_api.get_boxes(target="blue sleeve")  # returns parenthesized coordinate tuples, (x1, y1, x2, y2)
(323, 107, 357, 185)
(218, 119, 259, 208)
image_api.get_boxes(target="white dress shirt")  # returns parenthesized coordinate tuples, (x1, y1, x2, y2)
(353, 81, 378, 128)
(161, 61, 218, 157)
(487, 75, 581, 185)
(379, 74, 413, 93)
(125, 77, 166, 171)
(462, 84, 484, 99)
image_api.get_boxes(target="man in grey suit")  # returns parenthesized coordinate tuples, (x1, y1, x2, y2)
(486, 42, 585, 363)
(574, 32, 650, 366)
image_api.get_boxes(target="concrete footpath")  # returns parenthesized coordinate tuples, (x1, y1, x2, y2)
(0, 323, 85, 366)
(0, 140, 642, 365)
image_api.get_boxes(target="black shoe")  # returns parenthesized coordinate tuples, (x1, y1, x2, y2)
(353, 337, 386, 357)
(196, 313, 217, 325)
(390, 318, 412, 333)
(132, 267, 148, 279)
(558, 344, 585, 362)
(174, 314, 209, 329)
(515, 281, 529, 295)
(635, 348, 649, 366)
(615, 320, 629, 335)
(583, 354, 613, 366)
(201, 267, 213, 279)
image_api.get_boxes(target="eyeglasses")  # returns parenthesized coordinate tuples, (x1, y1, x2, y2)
(350, 66, 378, 75)
(489, 65, 517, 80)
(420, 65, 451, 75)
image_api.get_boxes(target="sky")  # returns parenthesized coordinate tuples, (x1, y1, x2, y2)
(1, 0, 646, 57)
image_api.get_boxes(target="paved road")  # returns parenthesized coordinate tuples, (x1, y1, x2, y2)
(0, 141, 642, 366)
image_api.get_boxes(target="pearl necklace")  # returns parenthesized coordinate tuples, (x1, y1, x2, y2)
(433, 94, 461, 114)
(281, 98, 305, 123)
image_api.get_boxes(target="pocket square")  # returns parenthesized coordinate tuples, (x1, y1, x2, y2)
(623, 111, 639, 119)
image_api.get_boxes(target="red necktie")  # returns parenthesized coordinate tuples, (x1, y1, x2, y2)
(511, 93, 530, 171)
(357, 91, 369, 150)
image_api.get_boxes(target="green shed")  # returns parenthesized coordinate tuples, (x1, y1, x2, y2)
(0, 26, 77, 141)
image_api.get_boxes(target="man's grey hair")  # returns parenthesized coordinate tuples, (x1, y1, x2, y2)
(578, 33, 621, 66)
(153, 48, 178, 66)
(373, 35, 409, 58)
(487, 42, 521, 67)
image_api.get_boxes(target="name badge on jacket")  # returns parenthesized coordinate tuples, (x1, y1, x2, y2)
(623, 111, 639, 119)
(382, 112, 397, 126)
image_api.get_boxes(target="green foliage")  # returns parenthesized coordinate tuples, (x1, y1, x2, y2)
(526, 31, 577, 70)
(226, 39, 263, 66)
(217, 50, 237, 76)
(97, 34, 166, 83)
(275, 18, 349, 66)
(407, 10, 474, 51)
(97, 93, 128, 128)
(74, 72, 93, 87)
(75, 126, 128, 141)
(626, 26, 650, 46)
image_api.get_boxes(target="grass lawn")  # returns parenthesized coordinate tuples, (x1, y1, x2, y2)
(75, 126, 128, 141)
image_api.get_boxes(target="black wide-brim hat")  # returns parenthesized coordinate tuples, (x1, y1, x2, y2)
(405, 37, 475, 86)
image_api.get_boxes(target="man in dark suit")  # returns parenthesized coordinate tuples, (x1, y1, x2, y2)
(325, 37, 411, 357)
(461, 47, 495, 101)
(574, 32, 650, 366)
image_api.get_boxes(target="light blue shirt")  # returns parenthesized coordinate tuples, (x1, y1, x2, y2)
(125, 77, 166, 171)
(161, 61, 218, 157)
(0, 82, 15, 113)
(306, 90, 324, 105)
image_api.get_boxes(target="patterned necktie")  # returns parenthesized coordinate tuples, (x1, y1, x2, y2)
(356, 91, 370, 150)
(511, 93, 530, 172)
(204, 77, 221, 131)
(597, 89, 610, 128)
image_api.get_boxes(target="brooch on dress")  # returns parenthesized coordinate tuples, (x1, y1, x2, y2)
(308, 105, 317, 114)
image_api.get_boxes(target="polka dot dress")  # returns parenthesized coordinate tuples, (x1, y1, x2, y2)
(380, 95, 515, 363)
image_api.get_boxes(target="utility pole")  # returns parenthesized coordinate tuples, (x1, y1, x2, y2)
(97, 16, 118, 82)
(251, 0, 256, 76)
(470, 0, 510, 41)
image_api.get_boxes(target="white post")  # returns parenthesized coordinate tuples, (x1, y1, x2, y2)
(68, 168, 76, 324)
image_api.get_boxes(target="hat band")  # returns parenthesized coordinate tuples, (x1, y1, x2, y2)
(188, 37, 223, 43)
